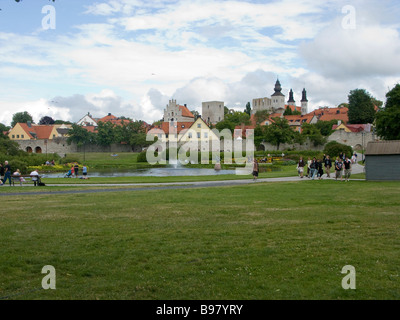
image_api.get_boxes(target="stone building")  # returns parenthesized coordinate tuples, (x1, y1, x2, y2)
(202, 101, 224, 125)
(252, 79, 308, 116)
(163, 99, 195, 123)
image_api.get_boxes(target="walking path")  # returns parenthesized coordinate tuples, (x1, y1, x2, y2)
(0, 164, 365, 197)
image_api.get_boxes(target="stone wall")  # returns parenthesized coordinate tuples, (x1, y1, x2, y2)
(327, 131, 376, 150)
(16, 138, 133, 157)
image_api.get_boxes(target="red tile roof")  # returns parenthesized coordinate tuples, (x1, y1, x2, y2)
(178, 105, 194, 118)
(159, 121, 195, 134)
(17, 123, 54, 139)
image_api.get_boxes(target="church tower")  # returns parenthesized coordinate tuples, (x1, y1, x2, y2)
(271, 79, 285, 111)
(301, 88, 308, 115)
(287, 89, 295, 107)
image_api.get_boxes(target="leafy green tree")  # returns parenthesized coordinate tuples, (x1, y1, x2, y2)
(114, 120, 152, 150)
(96, 121, 115, 146)
(0, 123, 10, 132)
(301, 123, 326, 146)
(54, 120, 72, 125)
(0, 131, 21, 156)
(263, 117, 294, 150)
(215, 119, 236, 133)
(375, 84, 400, 140)
(190, 110, 199, 119)
(283, 106, 293, 116)
(67, 124, 94, 147)
(39, 116, 55, 125)
(314, 120, 337, 136)
(347, 89, 376, 124)
(225, 111, 250, 126)
(244, 102, 251, 116)
(371, 98, 383, 108)
(254, 110, 270, 125)
(324, 141, 353, 159)
(11, 111, 34, 127)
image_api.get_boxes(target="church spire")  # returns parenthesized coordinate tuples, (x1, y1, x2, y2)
(272, 79, 284, 97)
(287, 89, 295, 105)
(301, 88, 308, 102)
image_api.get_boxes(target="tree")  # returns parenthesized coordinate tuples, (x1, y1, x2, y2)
(0, 131, 21, 156)
(190, 110, 199, 119)
(263, 117, 294, 150)
(11, 111, 34, 127)
(96, 121, 115, 146)
(215, 119, 235, 133)
(375, 84, 400, 140)
(114, 120, 152, 151)
(283, 106, 293, 116)
(244, 102, 251, 116)
(347, 89, 376, 124)
(314, 120, 337, 136)
(0, 123, 10, 133)
(67, 124, 94, 147)
(254, 110, 270, 125)
(39, 116, 55, 125)
(301, 123, 326, 146)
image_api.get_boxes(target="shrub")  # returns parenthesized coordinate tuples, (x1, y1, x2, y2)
(137, 151, 148, 163)
(324, 141, 353, 159)
(59, 156, 80, 165)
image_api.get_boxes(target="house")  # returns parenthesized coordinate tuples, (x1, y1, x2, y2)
(148, 117, 219, 148)
(310, 106, 349, 124)
(77, 112, 98, 126)
(77, 112, 134, 131)
(7, 123, 72, 141)
(365, 140, 400, 180)
(332, 123, 372, 133)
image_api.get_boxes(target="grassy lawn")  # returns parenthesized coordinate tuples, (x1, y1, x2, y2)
(0, 180, 399, 300)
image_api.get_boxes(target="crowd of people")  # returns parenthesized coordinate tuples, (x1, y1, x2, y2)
(0, 160, 89, 186)
(297, 152, 357, 182)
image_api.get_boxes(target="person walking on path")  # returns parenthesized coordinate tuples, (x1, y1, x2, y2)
(335, 157, 343, 181)
(252, 159, 259, 181)
(317, 159, 324, 180)
(324, 155, 332, 178)
(2, 161, 12, 186)
(0, 163, 4, 181)
(310, 157, 317, 180)
(343, 156, 352, 182)
(297, 157, 305, 178)
(306, 157, 312, 178)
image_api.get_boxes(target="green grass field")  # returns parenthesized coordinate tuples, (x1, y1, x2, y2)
(0, 179, 399, 300)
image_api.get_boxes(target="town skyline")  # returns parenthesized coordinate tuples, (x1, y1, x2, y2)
(0, 0, 399, 126)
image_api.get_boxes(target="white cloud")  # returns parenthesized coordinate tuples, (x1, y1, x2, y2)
(300, 21, 400, 78)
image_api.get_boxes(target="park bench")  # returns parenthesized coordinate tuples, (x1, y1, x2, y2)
(10, 174, 43, 186)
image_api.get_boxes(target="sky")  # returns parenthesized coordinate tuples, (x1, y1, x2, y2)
(0, 0, 399, 126)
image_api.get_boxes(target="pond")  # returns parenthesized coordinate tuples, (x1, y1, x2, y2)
(42, 165, 282, 178)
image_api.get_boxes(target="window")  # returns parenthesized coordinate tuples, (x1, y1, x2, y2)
(17, 135, 20, 138)
(188, 133, 192, 139)
(204, 132, 208, 138)
(197, 124, 201, 128)
(21, 135, 24, 138)
(12, 135, 15, 138)
(197, 132, 201, 138)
